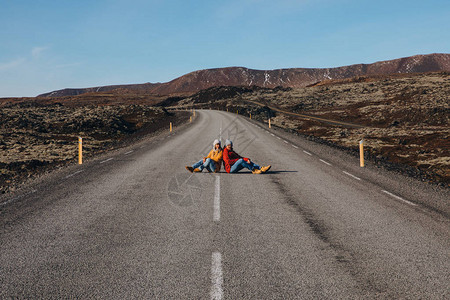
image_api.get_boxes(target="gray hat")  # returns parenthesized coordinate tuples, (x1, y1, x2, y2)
(213, 139, 221, 147)
(225, 139, 233, 146)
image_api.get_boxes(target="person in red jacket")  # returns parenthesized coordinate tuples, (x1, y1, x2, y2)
(223, 139, 271, 174)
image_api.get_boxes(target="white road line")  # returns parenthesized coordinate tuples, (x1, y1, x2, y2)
(292, 145, 299, 149)
(211, 252, 223, 300)
(100, 158, 113, 164)
(319, 159, 332, 166)
(283, 140, 289, 144)
(271, 133, 275, 136)
(0, 189, 36, 207)
(382, 190, 417, 206)
(124, 150, 134, 155)
(342, 171, 361, 181)
(65, 170, 84, 178)
(303, 150, 312, 156)
(276, 136, 281, 140)
(0, 198, 15, 207)
(214, 176, 220, 222)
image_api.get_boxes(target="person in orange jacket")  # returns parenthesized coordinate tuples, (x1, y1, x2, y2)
(223, 139, 271, 174)
(186, 139, 223, 173)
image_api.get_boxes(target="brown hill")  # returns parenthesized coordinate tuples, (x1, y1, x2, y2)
(38, 53, 450, 97)
(38, 83, 161, 98)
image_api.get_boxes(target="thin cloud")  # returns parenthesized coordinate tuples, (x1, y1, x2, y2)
(0, 58, 26, 71)
(31, 46, 49, 58)
(54, 62, 81, 69)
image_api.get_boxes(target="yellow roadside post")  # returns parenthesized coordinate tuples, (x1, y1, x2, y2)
(170, 122, 173, 132)
(269, 118, 271, 128)
(227, 108, 228, 112)
(237, 110, 238, 114)
(250, 113, 252, 119)
(359, 140, 365, 167)
(78, 137, 83, 165)
(190, 116, 192, 123)
(193, 110, 196, 117)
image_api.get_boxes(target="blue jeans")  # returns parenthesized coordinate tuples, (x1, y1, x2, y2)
(229, 158, 260, 173)
(192, 158, 216, 172)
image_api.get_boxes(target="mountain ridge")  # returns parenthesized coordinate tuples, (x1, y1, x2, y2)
(38, 53, 450, 97)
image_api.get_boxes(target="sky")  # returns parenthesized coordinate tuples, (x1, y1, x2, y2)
(1, 0, 449, 97)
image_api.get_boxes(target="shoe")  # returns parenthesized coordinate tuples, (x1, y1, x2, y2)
(193, 168, 202, 172)
(260, 165, 271, 173)
(252, 168, 262, 174)
(186, 166, 194, 173)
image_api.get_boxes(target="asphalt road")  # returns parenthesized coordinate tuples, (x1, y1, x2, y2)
(1, 110, 449, 299)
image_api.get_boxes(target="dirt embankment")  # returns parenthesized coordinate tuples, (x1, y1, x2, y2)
(173, 72, 450, 186)
(0, 102, 188, 194)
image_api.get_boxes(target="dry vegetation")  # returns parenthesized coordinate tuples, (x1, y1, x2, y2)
(0, 100, 187, 194)
(179, 72, 450, 186)
(1, 71, 448, 193)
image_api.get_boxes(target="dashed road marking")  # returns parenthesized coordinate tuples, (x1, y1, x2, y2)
(283, 140, 289, 144)
(0, 198, 15, 207)
(214, 176, 220, 222)
(319, 159, 332, 166)
(0, 189, 36, 207)
(292, 145, 299, 149)
(276, 136, 281, 140)
(382, 190, 417, 206)
(100, 158, 113, 164)
(271, 133, 275, 137)
(124, 150, 134, 155)
(303, 150, 312, 156)
(65, 170, 84, 178)
(211, 252, 223, 300)
(342, 171, 361, 181)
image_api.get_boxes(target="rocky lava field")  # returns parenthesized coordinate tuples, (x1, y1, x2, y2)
(0, 100, 188, 194)
(176, 72, 450, 186)
(1, 70, 448, 194)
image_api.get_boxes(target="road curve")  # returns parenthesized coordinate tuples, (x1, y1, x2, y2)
(243, 99, 366, 128)
(0, 110, 448, 299)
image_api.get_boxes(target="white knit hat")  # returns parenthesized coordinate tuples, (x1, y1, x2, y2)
(213, 139, 221, 147)
(225, 139, 232, 146)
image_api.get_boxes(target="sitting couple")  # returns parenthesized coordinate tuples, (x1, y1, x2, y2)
(185, 139, 271, 174)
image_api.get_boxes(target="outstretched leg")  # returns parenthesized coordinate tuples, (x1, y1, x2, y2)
(193, 159, 205, 170)
(186, 159, 205, 172)
(230, 158, 259, 173)
(229, 158, 270, 174)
